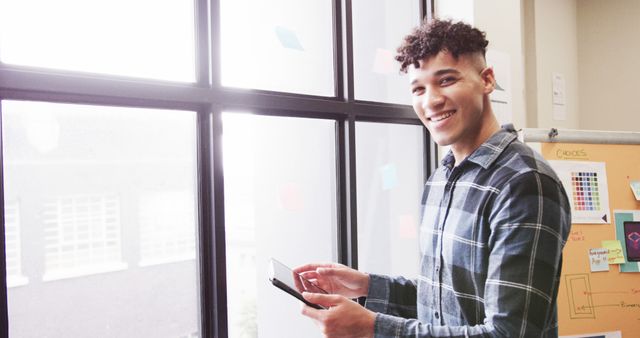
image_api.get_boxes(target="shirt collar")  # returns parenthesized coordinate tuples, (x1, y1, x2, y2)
(440, 124, 518, 170)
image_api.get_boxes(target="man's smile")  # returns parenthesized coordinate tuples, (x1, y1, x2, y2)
(428, 110, 456, 122)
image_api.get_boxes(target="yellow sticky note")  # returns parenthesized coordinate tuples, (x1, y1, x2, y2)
(602, 240, 626, 264)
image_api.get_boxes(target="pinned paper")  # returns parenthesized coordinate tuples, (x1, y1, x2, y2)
(380, 163, 398, 191)
(548, 160, 611, 224)
(274, 26, 304, 51)
(602, 240, 625, 264)
(552, 73, 567, 121)
(588, 248, 609, 272)
(630, 180, 640, 200)
(486, 49, 513, 125)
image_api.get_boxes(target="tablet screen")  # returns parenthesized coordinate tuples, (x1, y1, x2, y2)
(269, 258, 328, 295)
(623, 221, 640, 261)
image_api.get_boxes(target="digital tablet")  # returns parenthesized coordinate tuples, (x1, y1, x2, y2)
(623, 221, 640, 261)
(268, 258, 328, 309)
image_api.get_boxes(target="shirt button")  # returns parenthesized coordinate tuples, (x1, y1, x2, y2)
(435, 312, 440, 319)
(435, 267, 440, 273)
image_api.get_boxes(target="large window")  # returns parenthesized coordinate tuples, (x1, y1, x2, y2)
(42, 193, 126, 281)
(352, 0, 421, 104)
(0, 1, 432, 337)
(220, 0, 334, 96)
(223, 113, 337, 338)
(355, 122, 424, 277)
(2, 101, 199, 337)
(0, 0, 196, 82)
(3, 201, 27, 288)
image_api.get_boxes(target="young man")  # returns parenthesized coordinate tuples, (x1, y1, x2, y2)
(294, 19, 571, 338)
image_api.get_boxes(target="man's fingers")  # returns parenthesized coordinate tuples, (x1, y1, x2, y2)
(293, 263, 332, 274)
(317, 267, 352, 279)
(303, 292, 343, 308)
(299, 271, 319, 280)
(300, 292, 336, 321)
(300, 303, 323, 321)
(293, 263, 345, 274)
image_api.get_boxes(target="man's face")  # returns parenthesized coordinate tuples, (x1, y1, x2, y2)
(409, 51, 494, 156)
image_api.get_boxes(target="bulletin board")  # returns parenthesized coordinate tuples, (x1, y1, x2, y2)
(533, 140, 640, 337)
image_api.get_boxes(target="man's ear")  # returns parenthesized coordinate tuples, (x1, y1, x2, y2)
(480, 67, 496, 94)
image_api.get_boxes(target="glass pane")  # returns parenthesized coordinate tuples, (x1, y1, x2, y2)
(0, 0, 195, 82)
(352, 0, 420, 104)
(220, 0, 334, 96)
(355, 122, 424, 277)
(223, 113, 337, 338)
(2, 101, 199, 337)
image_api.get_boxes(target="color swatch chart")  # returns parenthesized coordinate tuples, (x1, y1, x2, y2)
(571, 171, 600, 211)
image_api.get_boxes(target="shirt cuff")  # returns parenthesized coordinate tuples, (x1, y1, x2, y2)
(374, 312, 405, 338)
(364, 274, 390, 314)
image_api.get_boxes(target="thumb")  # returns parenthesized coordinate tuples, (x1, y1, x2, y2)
(303, 292, 343, 308)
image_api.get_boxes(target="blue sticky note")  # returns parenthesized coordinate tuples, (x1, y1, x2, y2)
(380, 163, 398, 191)
(274, 26, 304, 51)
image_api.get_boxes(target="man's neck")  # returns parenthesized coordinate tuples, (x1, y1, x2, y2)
(451, 113, 501, 167)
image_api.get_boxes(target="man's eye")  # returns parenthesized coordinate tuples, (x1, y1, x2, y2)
(411, 87, 424, 95)
(440, 77, 456, 86)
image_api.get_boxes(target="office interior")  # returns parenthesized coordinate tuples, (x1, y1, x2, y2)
(0, 0, 637, 337)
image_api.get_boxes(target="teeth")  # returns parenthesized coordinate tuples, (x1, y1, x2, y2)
(430, 111, 454, 122)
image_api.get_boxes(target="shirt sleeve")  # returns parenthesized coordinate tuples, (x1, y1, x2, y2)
(364, 274, 418, 319)
(369, 171, 571, 338)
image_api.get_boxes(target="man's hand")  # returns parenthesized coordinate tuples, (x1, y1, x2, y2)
(293, 263, 369, 299)
(301, 292, 376, 338)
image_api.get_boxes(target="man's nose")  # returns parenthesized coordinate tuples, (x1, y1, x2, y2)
(424, 87, 445, 110)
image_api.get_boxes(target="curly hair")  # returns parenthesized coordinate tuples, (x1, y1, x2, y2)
(396, 19, 489, 73)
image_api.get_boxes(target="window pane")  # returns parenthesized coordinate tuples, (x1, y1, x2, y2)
(352, 0, 420, 104)
(0, 0, 195, 82)
(2, 101, 199, 337)
(223, 113, 337, 338)
(356, 122, 424, 277)
(220, 0, 334, 96)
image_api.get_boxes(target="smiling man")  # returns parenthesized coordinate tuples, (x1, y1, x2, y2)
(296, 19, 571, 337)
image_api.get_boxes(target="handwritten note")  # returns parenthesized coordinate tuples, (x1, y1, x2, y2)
(602, 240, 625, 264)
(589, 248, 610, 272)
(569, 230, 585, 242)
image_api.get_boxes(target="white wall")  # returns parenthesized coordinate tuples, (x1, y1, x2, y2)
(433, 1, 640, 136)
(577, 0, 640, 131)
(525, 0, 580, 130)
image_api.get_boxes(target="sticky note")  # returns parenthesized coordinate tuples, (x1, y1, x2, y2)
(398, 214, 417, 239)
(372, 48, 394, 75)
(380, 163, 398, 191)
(602, 240, 625, 264)
(274, 26, 304, 51)
(278, 183, 304, 211)
(588, 248, 609, 272)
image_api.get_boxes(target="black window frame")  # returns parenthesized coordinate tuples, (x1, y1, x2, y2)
(0, 0, 437, 337)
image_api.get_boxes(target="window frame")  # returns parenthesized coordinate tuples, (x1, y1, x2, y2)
(0, 0, 437, 337)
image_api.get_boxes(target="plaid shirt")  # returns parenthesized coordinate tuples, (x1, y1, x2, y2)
(364, 125, 571, 337)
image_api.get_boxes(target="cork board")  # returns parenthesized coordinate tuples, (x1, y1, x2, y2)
(538, 142, 640, 337)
